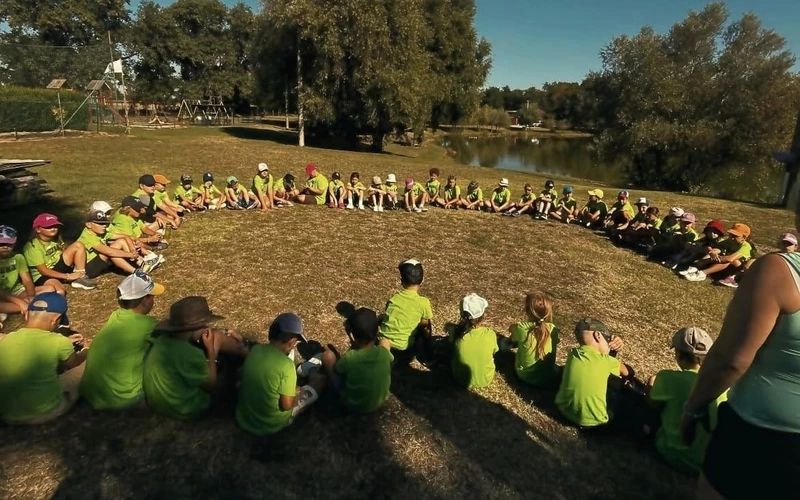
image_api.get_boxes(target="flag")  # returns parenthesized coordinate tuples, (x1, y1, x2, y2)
(104, 60, 123, 74)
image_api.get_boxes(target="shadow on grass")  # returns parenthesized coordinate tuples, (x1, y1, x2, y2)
(0, 196, 87, 241)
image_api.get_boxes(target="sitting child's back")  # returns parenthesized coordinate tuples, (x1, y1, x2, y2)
(450, 293, 498, 389)
(337, 344, 393, 413)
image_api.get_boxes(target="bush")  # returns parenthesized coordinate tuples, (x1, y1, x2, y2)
(0, 86, 90, 132)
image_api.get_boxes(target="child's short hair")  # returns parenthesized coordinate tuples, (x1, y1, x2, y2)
(429, 167, 440, 177)
(399, 259, 424, 286)
(448, 174, 456, 182)
(350, 171, 360, 180)
(646, 206, 660, 216)
(524, 183, 532, 190)
(346, 308, 379, 345)
(468, 180, 478, 191)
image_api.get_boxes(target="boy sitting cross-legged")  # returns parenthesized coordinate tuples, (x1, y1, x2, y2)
(225, 176, 259, 210)
(321, 308, 393, 414)
(236, 313, 327, 435)
(380, 259, 434, 365)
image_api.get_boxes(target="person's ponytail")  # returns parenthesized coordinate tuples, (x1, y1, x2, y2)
(524, 291, 554, 360)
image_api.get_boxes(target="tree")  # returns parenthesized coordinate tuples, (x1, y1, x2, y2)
(596, 3, 800, 199)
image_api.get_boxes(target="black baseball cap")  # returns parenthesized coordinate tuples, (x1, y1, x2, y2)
(85, 209, 112, 225)
(346, 308, 380, 342)
(139, 174, 156, 187)
(121, 195, 145, 212)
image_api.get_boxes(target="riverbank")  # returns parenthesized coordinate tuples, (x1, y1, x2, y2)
(438, 124, 594, 139)
(0, 126, 792, 499)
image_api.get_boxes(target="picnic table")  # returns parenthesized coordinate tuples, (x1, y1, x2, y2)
(0, 159, 53, 209)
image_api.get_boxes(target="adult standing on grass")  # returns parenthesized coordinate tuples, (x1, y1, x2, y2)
(295, 163, 329, 206)
(682, 211, 800, 498)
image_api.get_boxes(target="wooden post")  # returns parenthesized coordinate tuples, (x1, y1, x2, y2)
(57, 92, 65, 136)
(297, 35, 305, 148)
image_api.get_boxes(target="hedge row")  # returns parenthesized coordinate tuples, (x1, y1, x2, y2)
(0, 86, 90, 132)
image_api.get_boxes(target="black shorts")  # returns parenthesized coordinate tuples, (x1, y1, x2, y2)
(85, 256, 111, 279)
(34, 257, 73, 285)
(703, 403, 800, 499)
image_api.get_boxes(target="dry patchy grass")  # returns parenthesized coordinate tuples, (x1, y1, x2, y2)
(0, 126, 794, 499)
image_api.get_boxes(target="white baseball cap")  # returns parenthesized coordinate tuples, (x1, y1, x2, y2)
(118, 271, 165, 300)
(635, 197, 648, 205)
(386, 173, 397, 184)
(461, 293, 488, 320)
(499, 178, 509, 187)
(257, 162, 269, 172)
(90, 200, 113, 214)
(669, 207, 685, 217)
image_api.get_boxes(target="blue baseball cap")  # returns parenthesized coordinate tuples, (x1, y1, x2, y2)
(269, 313, 308, 342)
(563, 185, 574, 194)
(28, 292, 68, 314)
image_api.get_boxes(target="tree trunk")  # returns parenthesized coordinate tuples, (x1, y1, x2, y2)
(284, 82, 289, 130)
(372, 131, 385, 153)
(297, 40, 305, 148)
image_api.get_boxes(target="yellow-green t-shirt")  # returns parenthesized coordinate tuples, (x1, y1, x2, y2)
(405, 182, 424, 198)
(451, 326, 499, 389)
(0, 253, 28, 295)
(380, 289, 433, 351)
(492, 187, 511, 205)
(519, 192, 535, 204)
(467, 187, 483, 202)
(736, 241, 753, 261)
(539, 188, 558, 201)
(153, 190, 168, 207)
(336, 346, 394, 413)
(555, 345, 621, 427)
(586, 200, 608, 217)
(77, 227, 110, 263)
(236, 343, 296, 435)
(385, 184, 398, 194)
(510, 321, 560, 387)
(143, 336, 211, 420)
(231, 184, 248, 198)
(611, 201, 635, 218)
(426, 179, 441, 197)
(330, 179, 345, 193)
(203, 183, 223, 198)
(682, 227, 699, 243)
(560, 197, 577, 211)
(0, 328, 75, 422)
(174, 185, 202, 202)
(650, 217, 663, 229)
(444, 185, 461, 201)
(110, 212, 145, 239)
(252, 174, 273, 195)
(80, 308, 157, 410)
(23, 239, 63, 283)
(272, 178, 286, 193)
(307, 174, 329, 204)
(650, 368, 728, 473)
(631, 212, 647, 225)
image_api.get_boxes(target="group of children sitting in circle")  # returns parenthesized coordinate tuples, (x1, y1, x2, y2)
(0, 161, 793, 478)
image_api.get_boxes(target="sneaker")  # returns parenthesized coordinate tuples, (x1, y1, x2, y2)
(584, 222, 593, 228)
(684, 271, 707, 282)
(71, 276, 97, 290)
(151, 241, 169, 251)
(511, 212, 521, 217)
(372, 205, 378, 212)
(358, 204, 365, 210)
(346, 204, 354, 210)
(421, 207, 429, 212)
(413, 207, 422, 213)
(678, 266, 698, 276)
(296, 353, 324, 377)
(717, 276, 739, 288)
(377, 206, 384, 212)
(246, 201, 258, 210)
(291, 385, 319, 417)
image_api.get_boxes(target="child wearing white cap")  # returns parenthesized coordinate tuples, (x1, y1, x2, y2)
(368, 175, 386, 212)
(384, 174, 399, 209)
(449, 293, 498, 389)
(483, 178, 513, 213)
(251, 163, 274, 212)
(646, 327, 726, 473)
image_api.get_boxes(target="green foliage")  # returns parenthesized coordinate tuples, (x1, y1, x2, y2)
(596, 2, 800, 200)
(0, 86, 89, 132)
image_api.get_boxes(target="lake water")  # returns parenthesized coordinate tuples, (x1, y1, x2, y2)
(442, 135, 625, 186)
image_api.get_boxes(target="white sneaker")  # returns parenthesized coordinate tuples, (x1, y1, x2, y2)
(684, 271, 707, 282)
(358, 204, 364, 210)
(346, 204, 354, 210)
(678, 266, 698, 276)
(377, 206, 384, 212)
(413, 207, 422, 213)
(420, 206, 428, 212)
(372, 205, 378, 212)
(296, 353, 324, 377)
(291, 385, 319, 417)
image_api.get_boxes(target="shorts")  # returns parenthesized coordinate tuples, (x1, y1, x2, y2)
(85, 256, 111, 279)
(34, 257, 73, 286)
(703, 403, 800, 499)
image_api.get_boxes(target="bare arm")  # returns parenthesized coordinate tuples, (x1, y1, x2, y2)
(58, 351, 87, 372)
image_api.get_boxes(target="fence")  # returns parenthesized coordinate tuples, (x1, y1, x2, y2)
(0, 86, 90, 133)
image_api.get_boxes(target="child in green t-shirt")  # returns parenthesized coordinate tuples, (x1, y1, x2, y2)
(549, 185, 578, 223)
(555, 318, 635, 428)
(174, 174, 205, 212)
(623, 206, 662, 247)
(576, 189, 608, 228)
(683, 223, 754, 282)
(483, 178, 513, 213)
(434, 175, 461, 209)
(380, 259, 434, 365)
(368, 175, 386, 212)
(272, 173, 297, 207)
(459, 181, 483, 210)
(404, 177, 427, 213)
(533, 180, 558, 219)
(23, 213, 95, 290)
(236, 313, 326, 435)
(78, 207, 143, 279)
(321, 308, 393, 413)
(384, 174, 399, 209)
(346, 171, 367, 210)
(328, 171, 346, 209)
(201, 172, 226, 210)
(505, 183, 535, 217)
(504, 290, 561, 388)
(424, 168, 441, 207)
(225, 176, 259, 210)
(646, 327, 726, 473)
(449, 293, 498, 389)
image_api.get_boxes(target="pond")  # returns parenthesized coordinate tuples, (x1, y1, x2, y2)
(442, 135, 625, 186)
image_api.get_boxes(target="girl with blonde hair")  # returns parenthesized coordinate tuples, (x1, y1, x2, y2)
(508, 291, 561, 388)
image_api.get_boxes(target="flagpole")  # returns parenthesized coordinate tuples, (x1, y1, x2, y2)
(108, 31, 130, 134)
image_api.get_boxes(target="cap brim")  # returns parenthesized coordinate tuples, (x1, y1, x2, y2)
(155, 313, 224, 332)
(150, 283, 165, 296)
(727, 230, 742, 237)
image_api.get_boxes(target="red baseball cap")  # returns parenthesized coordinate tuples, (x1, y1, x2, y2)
(305, 163, 317, 176)
(32, 213, 63, 229)
(704, 220, 725, 235)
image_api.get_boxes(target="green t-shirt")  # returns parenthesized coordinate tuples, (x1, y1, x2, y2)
(203, 183, 223, 198)
(559, 197, 577, 211)
(405, 182, 424, 197)
(451, 326, 499, 389)
(660, 220, 680, 240)
(539, 188, 558, 200)
(110, 212, 145, 239)
(611, 201, 635, 218)
(631, 212, 647, 225)
(491, 187, 511, 205)
(0, 328, 75, 421)
(272, 178, 286, 193)
(585, 200, 608, 217)
(0, 253, 28, 295)
(380, 289, 433, 351)
(22, 238, 63, 283)
(444, 185, 461, 201)
(153, 190, 168, 207)
(555, 345, 621, 427)
(385, 184, 398, 194)
(650, 217, 663, 230)
(467, 188, 483, 202)
(519, 192, 535, 204)
(681, 227, 699, 243)
(307, 174, 329, 204)
(426, 179, 441, 197)
(231, 184, 248, 198)
(510, 321, 560, 387)
(143, 336, 210, 420)
(336, 346, 394, 413)
(330, 179, 345, 193)
(650, 369, 728, 473)
(174, 185, 202, 202)
(736, 241, 753, 261)
(80, 308, 157, 410)
(348, 181, 366, 192)
(236, 343, 296, 435)
(252, 174, 273, 195)
(77, 227, 110, 263)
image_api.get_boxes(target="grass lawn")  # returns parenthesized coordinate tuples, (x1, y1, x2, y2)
(0, 126, 793, 499)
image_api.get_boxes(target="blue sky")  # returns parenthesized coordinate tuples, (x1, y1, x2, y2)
(149, 0, 799, 88)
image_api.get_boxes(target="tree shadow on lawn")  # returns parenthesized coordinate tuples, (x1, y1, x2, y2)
(0, 196, 87, 241)
(220, 127, 413, 157)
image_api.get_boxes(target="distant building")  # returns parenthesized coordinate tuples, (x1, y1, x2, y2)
(506, 110, 520, 126)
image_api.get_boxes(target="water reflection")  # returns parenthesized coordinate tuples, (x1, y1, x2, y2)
(443, 135, 625, 186)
